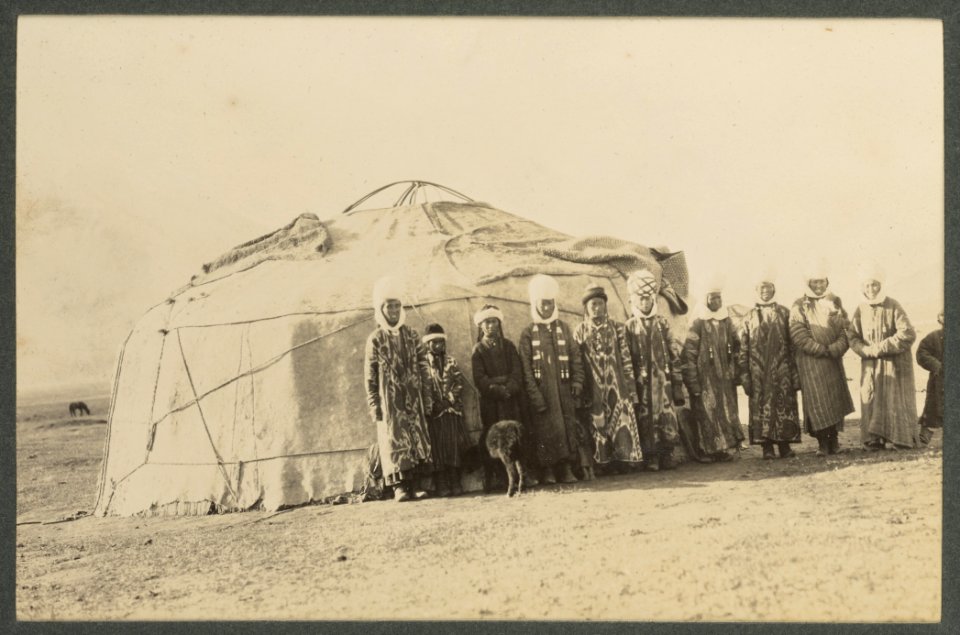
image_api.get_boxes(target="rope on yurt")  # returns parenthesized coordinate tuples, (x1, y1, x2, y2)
(176, 330, 241, 506)
(92, 330, 131, 514)
(143, 315, 375, 437)
(242, 323, 262, 492)
(144, 333, 167, 457)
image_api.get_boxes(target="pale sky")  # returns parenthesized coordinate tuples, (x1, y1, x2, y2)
(16, 16, 944, 392)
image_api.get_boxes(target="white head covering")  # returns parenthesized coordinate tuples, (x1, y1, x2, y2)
(372, 276, 406, 333)
(528, 274, 560, 324)
(755, 265, 778, 305)
(803, 258, 831, 299)
(694, 272, 728, 320)
(627, 269, 659, 318)
(473, 305, 505, 326)
(858, 262, 887, 305)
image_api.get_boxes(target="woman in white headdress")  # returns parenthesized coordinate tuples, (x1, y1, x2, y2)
(363, 276, 435, 502)
(624, 269, 686, 471)
(518, 274, 585, 484)
(680, 274, 745, 461)
(789, 260, 855, 456)
(847, 264, 918, 449)
(737, 268, 802, 459)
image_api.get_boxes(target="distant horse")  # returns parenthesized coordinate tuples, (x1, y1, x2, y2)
(68, 401, 91, 417)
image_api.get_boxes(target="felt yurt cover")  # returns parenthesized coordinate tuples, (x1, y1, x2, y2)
(94, 183, 690, 516)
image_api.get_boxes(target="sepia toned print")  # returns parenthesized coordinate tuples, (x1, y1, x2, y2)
(15, 17, 942, 621)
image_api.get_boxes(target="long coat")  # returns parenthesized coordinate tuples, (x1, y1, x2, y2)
(681, 316, 744, 454)
(848, 297, 918, 447)
(916, 328, 944, 429)
(519, 320, 585, 467)
(424, 352, 469, 469)
(788, 294, 855, 434)
(573, 318, 642, 464)
(471, 336, 535, 467)
(625, 313, 685, 455)
(738, 303, 802, 444)
(364, 325, 434, 486)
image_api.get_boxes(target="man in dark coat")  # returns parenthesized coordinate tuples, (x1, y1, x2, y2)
(519, 274, 585, 484)
(916, 311, 944, 446)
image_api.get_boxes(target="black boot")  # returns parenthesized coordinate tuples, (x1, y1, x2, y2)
(777, 442, 795, 459)
(658, 452, 676, 470)
(761, 442, 776, 460)
(815, 435, 828, 457)
(827, 429, 840, 455)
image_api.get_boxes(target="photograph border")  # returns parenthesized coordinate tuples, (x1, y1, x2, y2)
(1, 1, 956, 633)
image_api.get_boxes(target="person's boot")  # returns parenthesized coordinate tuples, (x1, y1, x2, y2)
(762, 442, 776, 460)
(582, 465, 596, 481)
(393, 484, 411, 503)
(434, 470, 451, 497)
(541, 466, 558, 485)
(815, 435, 828, 457)
(827, 430, 840, 455)
(658, 452, 676, 470)
(559, 462, 578, 484)
(448, 468, 463, 496)
(777, 442, 795, 459)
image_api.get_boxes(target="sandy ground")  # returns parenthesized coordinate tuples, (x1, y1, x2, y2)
(15, 396, 942, 622)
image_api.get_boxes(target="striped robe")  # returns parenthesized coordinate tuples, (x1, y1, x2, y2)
(738, 303, 802, 444)
(681, 317, 745, 454)
(425, 352, 469, 468)
(364, 325, 434, 486)
(574, 318, 642, 464)
(848, 297, 918, 447)
(789, 294, 855, 434)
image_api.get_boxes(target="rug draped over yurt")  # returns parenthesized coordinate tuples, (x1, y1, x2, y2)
(94, 182, 690, 516)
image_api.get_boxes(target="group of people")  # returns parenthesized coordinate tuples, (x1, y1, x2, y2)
(363, 266, 945, 502)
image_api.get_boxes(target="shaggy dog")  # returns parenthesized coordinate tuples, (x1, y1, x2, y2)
(485, 420, 527, 497)
(68, 401, 90, 417)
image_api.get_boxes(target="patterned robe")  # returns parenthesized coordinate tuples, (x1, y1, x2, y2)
(364, 325, 434, 486)
(738, 303, 802, 444)
(916, 328, 944, 429)
(789, 294, 855, 434)
(625, 313, 685, 456)
(519, 320, 585, 467)
(681, 317, 745, 454)
(573, 318, 642, 464)
(848, 297, 918, 447)
(425, 352, 469, 469)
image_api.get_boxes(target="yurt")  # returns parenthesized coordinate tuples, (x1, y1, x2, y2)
(94, 182, 691, 516)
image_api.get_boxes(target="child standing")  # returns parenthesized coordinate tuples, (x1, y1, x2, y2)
(422, 323, 469, 496)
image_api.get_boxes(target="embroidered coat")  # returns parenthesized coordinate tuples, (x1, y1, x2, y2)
(738, 303, 802, 444)
(625, 313, 685, 455)
(916, 327, 944, 429)
(425, 352, 469, 468)
(848, 297, 918, 447)
(364, 325, 434, 485)
(681, 316, 745, 454)
(573, 318, 642, 464)
(789, 294, 855, 434)
(519, 320, 585, 467)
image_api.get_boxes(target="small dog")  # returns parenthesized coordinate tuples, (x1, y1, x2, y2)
(485, 419, 526, 497)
